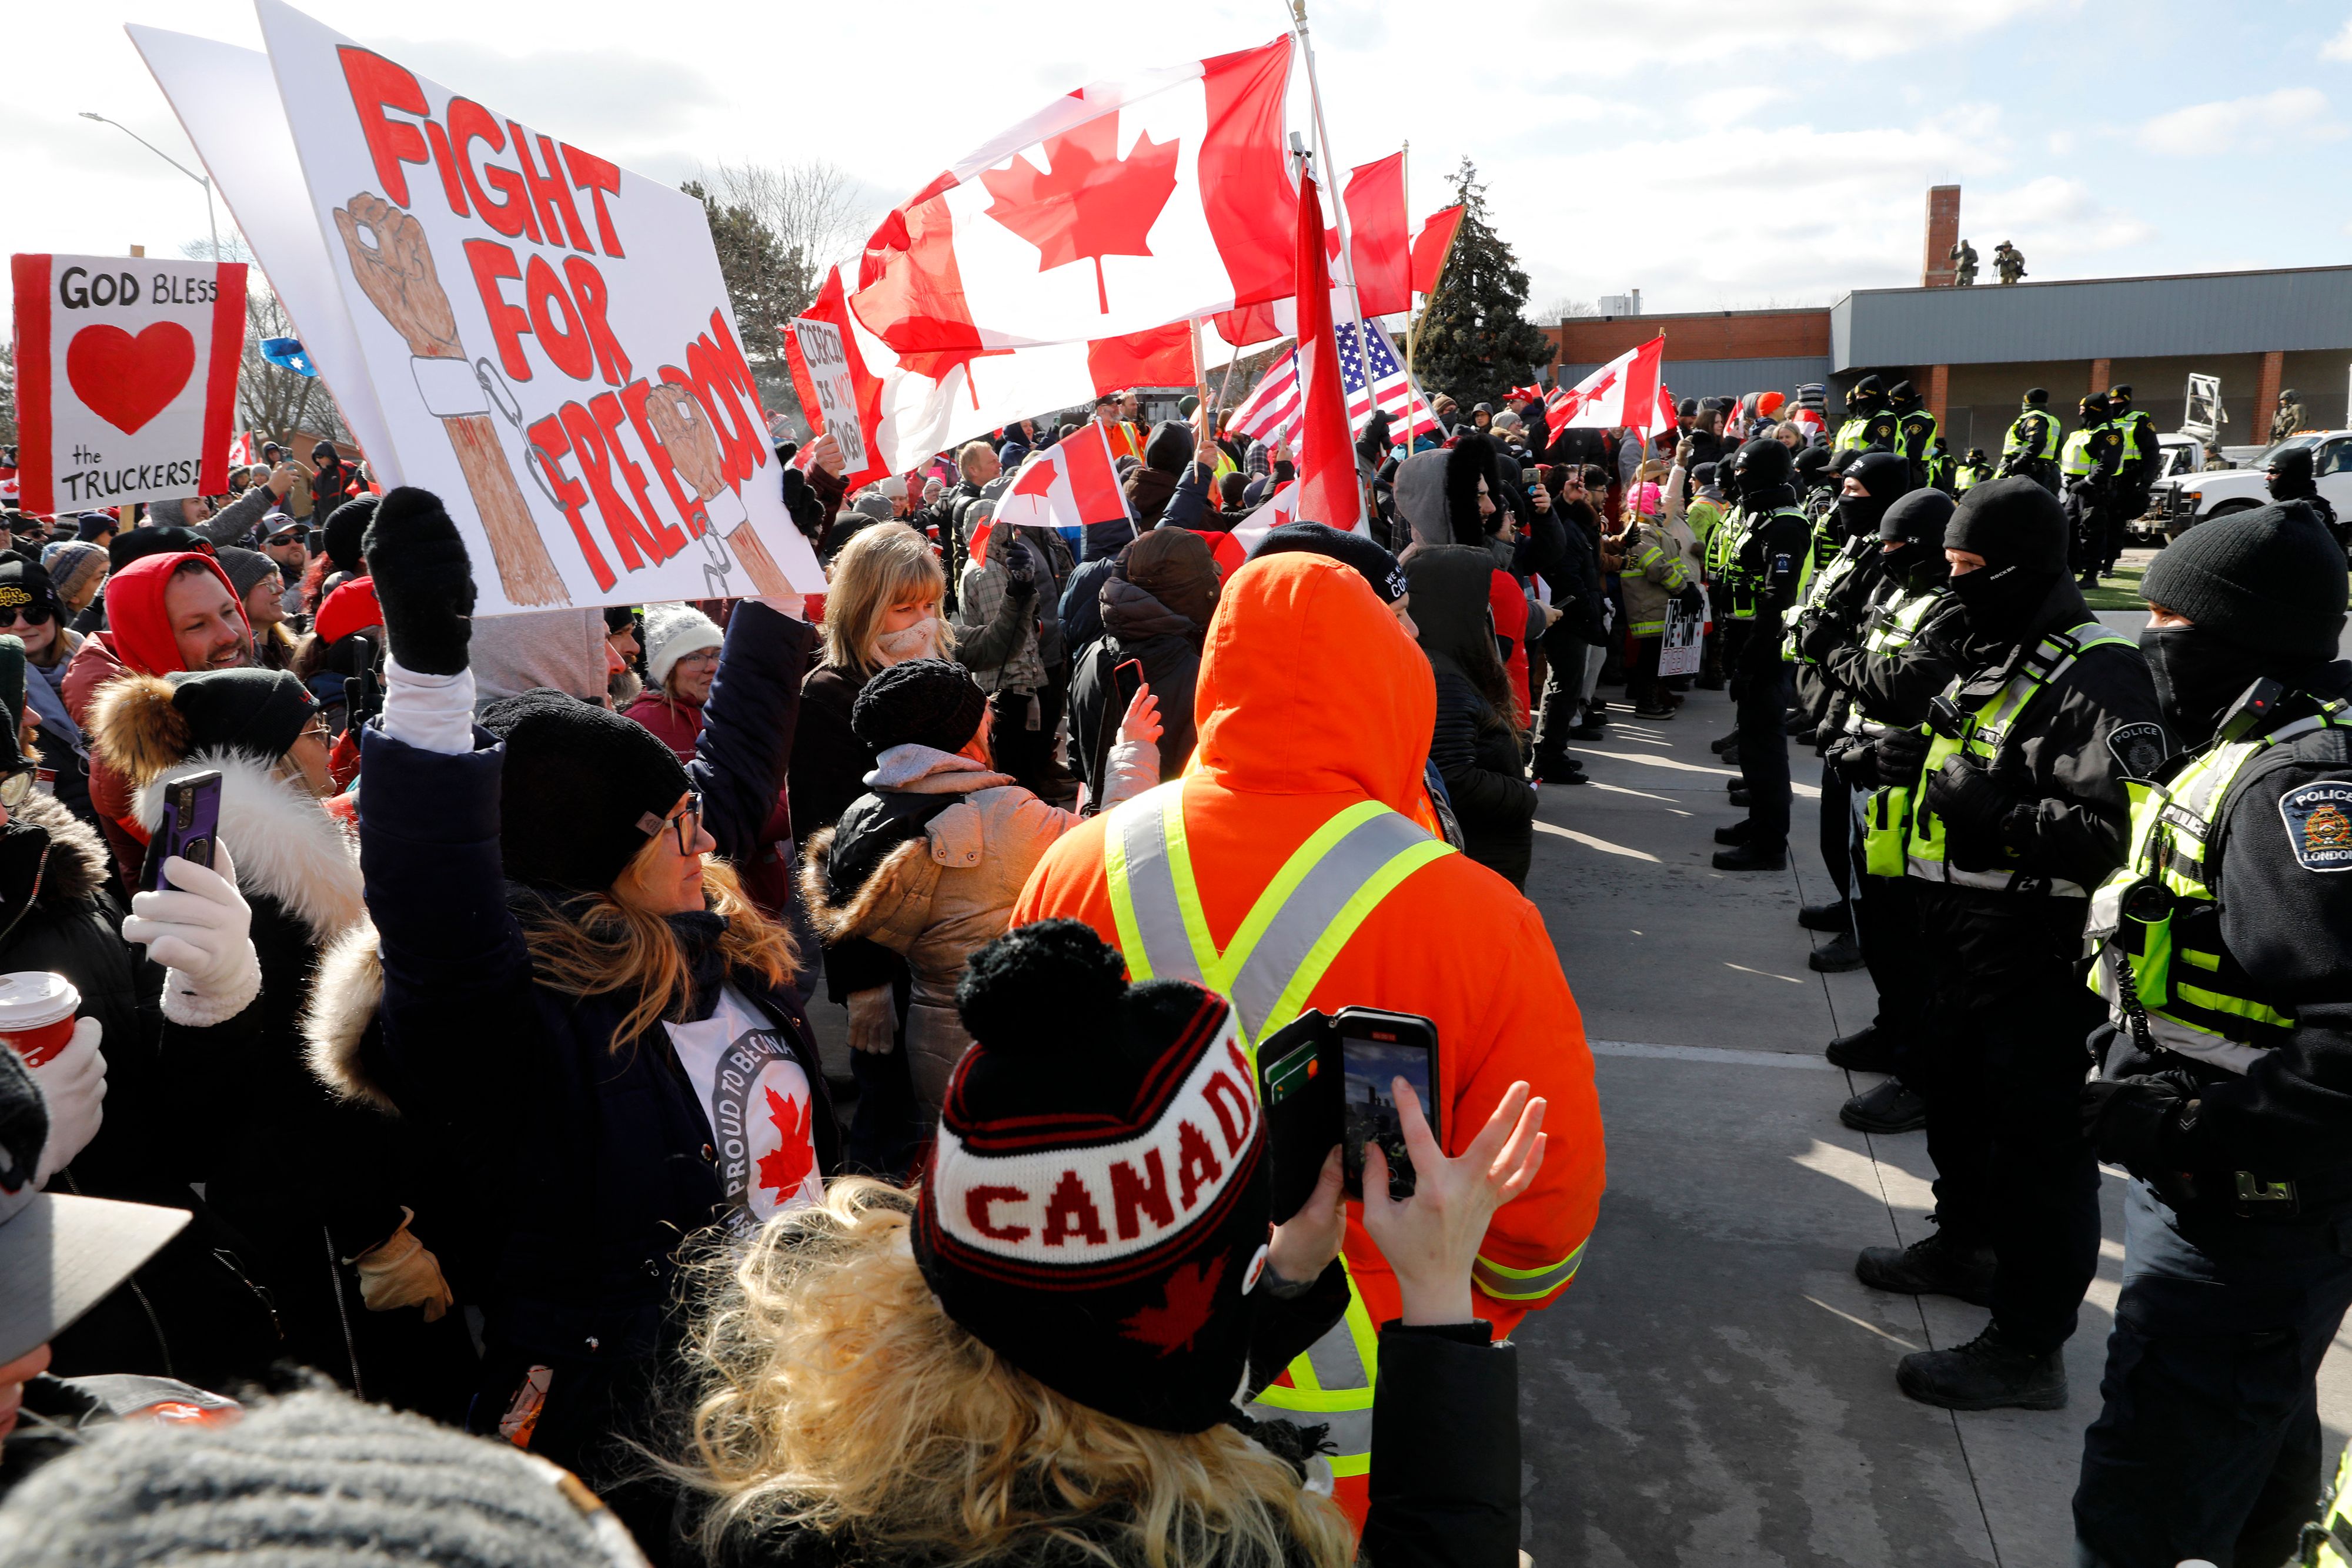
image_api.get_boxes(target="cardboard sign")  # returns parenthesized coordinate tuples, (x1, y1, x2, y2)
(784, 318, 868, 476)
(132, 4, 822, 615)
(9, 253, 246, 514)
(1659, 591, 1705, 678)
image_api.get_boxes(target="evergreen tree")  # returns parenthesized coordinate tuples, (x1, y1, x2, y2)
(1411, 159, 1552, 414)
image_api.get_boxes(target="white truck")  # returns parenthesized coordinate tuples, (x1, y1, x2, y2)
(2143, 430, 2352, 541)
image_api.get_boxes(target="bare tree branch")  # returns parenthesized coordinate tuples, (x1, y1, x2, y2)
(183, 236, 354, 449)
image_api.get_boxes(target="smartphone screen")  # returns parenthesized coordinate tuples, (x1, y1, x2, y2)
(1113, 658, 1144, 712)
(1338, 1011, 1438, 1199)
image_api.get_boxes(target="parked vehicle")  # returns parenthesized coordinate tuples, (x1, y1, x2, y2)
(2143, 430, 2352, 541)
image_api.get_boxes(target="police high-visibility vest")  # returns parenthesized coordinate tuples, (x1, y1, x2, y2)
(1897, 621, 2134, 892)
(1704, 503, 1747, 585)
(1847, 584, 1950, 877)
(1782, 534, 1870, 663)
(2003, 409, 2058, 463)
(2111, 410, 2156, 474)
(2084, 698, 2352, 1071)
(1955, 463, 1992, 493)
(1834, 414, 1875, 453)
(1102, 783, 1459, 1480)
(2060, 425, 2103, 482)
(1729, 506, 1811, 625)
(2305, 1443, 2352, 1567)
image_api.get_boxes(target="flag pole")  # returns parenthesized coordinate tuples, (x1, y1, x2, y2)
(1401, 138, 1421, 446)
(1292, 0, 1378, 456)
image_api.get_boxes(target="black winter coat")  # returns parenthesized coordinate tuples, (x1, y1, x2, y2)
(350, 603, 839, 1376)
(789, 661, 900, 1002)
(1429, 671, 1535, 890)
(1068, 576, 1204, 790)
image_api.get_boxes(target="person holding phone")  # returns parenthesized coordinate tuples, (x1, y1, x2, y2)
(669, 919, 1546, 1568)
(346, 488, 835, 1536)
(1068, 527, 1220, 791)
(801, 658, 1160, 1125)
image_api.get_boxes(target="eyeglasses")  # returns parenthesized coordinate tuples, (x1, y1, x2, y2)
(0, 603, 51, 628)
(662, 793, 703, 855)
(296, 717, 332, 746)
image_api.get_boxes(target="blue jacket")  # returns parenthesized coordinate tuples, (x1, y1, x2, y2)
(355, 603, 838, 1369)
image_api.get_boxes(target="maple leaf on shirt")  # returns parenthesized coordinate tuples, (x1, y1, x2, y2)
(979, 116, 1181, 315)
(1118, 1255, 1226, 1356)
(754, 1085, 814, 1206)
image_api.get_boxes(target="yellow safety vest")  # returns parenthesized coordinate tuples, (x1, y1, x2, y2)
(2084, 699, 2352, 1071)
(1851, 586, 1952, 877)
(1102, 783, 1457, 1479)
(2003, 409, 2057, 463)
(2304, 1442, 2352, 1566)
(1782, 534, 1870, 663)
(1834, 414, 1875, 453)
(1899, 621, 2134, 892)
(2060, 425, 2102, 481)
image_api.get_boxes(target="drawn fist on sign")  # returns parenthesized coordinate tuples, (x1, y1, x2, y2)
(646, 382, 727, 503)
(334, 193, 460, 360)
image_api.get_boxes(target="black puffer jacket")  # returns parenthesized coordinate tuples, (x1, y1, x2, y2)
(789, 660, 900, 1002)
(1068, 576, 1204, 790)
(1408, 548, 1536, 890)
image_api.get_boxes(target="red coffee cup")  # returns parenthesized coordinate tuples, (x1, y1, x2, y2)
(0, 972, 81, 1066)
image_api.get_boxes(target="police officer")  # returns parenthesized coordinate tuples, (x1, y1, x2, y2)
(1851, 477, 2166, 1409)
(1787, 452, 1911, 972)
(2268, 443, 2346, 552)
(2103, 384, 2159, 571)
(2060, 392, 2118, 580)
(1714, 439, 1815, 871)
(1886, 380, 1939, 491)
(1818, 485, 1969, 1135)
(2071, 502, 2352, 1568)
(1927, 436, 1957, 495)
(2000, 388, 2063, 493)
(1956, 447, 1994, 493)
(1837, 376, 1897, 453)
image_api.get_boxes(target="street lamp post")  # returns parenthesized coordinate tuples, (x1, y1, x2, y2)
(79, 111, 219, 260)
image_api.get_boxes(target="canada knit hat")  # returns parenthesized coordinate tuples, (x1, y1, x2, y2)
(914, 920, 1274, 1435)
(0, 1386, 648, 1567)
(2142, 501, 2348, 662)
(1246, 521, 1407, 603)
(482, 690, 691, 893)
(643, 603, 724, 692)
(850, 657, 986, 754)
(1944, 475, 2068, 574)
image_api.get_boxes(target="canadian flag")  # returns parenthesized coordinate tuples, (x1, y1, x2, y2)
(850, 39, 1295, 362)
(990, 421, 1134, 547)
(1291, 166, 1362, 536)
(227, 429, 258, 469)
(1555, 336, 1668, 437)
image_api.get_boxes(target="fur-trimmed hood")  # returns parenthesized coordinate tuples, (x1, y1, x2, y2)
(303, 917, 392, 1114)
(132, 751, 365, 944)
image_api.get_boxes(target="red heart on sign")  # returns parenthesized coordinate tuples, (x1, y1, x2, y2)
(66, 322, 197, 435)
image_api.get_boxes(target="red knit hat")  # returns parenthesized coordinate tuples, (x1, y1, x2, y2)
(101, 552, 249, 676)
(914, 921, 1274, 1434)
(315, 576, 383, 647)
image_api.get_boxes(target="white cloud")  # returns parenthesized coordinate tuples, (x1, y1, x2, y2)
(1686, 87, 1789, 130)
(2140, 88, 2344, 156)
(2323, 16, 2352, 61)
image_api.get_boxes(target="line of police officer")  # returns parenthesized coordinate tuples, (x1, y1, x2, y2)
(1765, 448, 2352, 1563)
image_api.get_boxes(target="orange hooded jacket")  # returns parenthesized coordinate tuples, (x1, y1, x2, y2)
(1011, 552, 1604, 1340)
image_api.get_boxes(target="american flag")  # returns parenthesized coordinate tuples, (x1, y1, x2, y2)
(1227, 326, 1440, 450)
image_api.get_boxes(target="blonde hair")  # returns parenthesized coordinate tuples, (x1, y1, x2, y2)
(821, 521, 950, 675)
(522, 850, 796, 1049)
(676, 1180, 1354, 1568)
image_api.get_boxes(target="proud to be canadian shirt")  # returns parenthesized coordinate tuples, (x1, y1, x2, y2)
(664, 986, 823, 1226)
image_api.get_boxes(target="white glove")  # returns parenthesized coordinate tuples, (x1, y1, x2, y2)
(846, 986, 896, 1055)
(349, 1208, 454, 1322)
(122, 842, 261, 1027)
(26, 1017, 106, 1187)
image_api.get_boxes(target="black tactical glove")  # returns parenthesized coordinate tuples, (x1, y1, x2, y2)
(1924, 753, 2020, 835)
(1873, 727, 1932, 789)
(1798, 610, 1848, 664)
(1825, 737, 1881, 788)
(362, 487, 476, 676)
(2080, 1073, 2199, 1173)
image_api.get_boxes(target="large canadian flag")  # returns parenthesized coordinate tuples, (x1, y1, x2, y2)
(990, 420, 1134, 541)
(850, 39, 1295, 362)
(1553, 336, 1668, 437)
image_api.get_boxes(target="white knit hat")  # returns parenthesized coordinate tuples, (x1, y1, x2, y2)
(642, 603, 724, 691)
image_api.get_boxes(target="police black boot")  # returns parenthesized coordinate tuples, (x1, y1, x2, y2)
(1839, 1076, 1926, 1132)
(1853, 1223, 1996, 1305)
(1710, 730, 1739, 755)
(1535, 754, 1589, 786)
(1895, 1322, 2067, 1412)
(1713, 820, 1752, 846)
(1712, 840, 1786, 871)
(1809, 931, 1865, 972)
(1825, 1023, 1899, 1073)
(1798, 898, 1850, 932)
(1727, 784, 1752, 810)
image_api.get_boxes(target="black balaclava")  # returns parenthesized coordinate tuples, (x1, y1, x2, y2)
(1794, 444, 1833, 497)
(2140, 501, 2349, 744)
(2023, 387, 2049, 410)
(2107, 385, 2134, 415)
(1848, 375, 1885, 416)
(2079, 393, 2112, 426)
(1943, 476, 2068, 644)
(1731, 437, 1796, 511)
(2267, 446, 2320, 502)
(1886, 380, 1920, 416)
(1836, 452, 1910, 540)
(1879, 487, 1957, 590)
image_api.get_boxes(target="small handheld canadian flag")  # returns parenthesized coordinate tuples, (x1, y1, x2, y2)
(985, 420, 1133, 560)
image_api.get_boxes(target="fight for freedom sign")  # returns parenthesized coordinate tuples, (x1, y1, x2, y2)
(11, 253, 246, 514)
(133, 1, 822, 614)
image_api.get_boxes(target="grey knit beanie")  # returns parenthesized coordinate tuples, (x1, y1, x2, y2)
(2141, 500, 2347, 662)
(0, 1387, 648, 1566)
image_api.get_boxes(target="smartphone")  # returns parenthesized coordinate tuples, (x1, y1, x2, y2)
(1337, 1008, 1440, 1200)
(1083, 658, 1149, 816)
(147, 770, 222, 891)
(1112, 657, 1145, 714)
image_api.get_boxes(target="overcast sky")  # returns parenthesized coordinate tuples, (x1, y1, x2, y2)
(9, 0, 2351, 327)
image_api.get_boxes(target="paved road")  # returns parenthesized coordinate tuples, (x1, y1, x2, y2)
(1516, 681, 2352, 1567)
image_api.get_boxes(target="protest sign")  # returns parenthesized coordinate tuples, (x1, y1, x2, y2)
(10, 253, 246, 514)
(1659, 591, 1705, 678)
(783, 317, 870, 477)
(136, 3, 823, 614)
